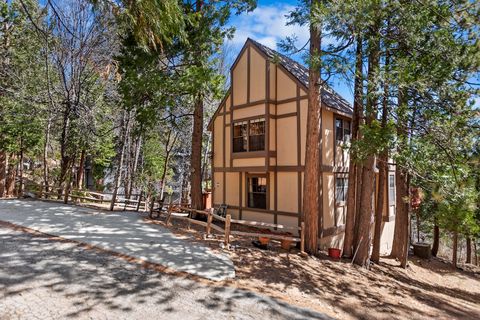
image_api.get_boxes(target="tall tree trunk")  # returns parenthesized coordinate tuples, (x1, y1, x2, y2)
(466, 237, 472, 264)
(0, 151, 6, 197)
(5, 153, 17, 197)
(352, 20, 380, 266)
(452, 231, 458, 268)
(474, 240, 478, 266)
(64, 154, 76, 204)
(343, 35, 363, 258)
(110, 111, 130, 211)
(303, 8, 322, 255)
(43, 116, 51, 195)
(127, 135, 142, 200)
(391, 88, 410, 268)
(76, 149, 86, 189)
(17, 144, 24, 198)
(371, 157, 386, 264)
(432, 218, 439, 257)
(371, 46, 390, 264)
(190, 97, 204, 210)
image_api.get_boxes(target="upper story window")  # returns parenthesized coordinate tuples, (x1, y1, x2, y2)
(233, 118, 265, 152)
(233, 121, 248, 152)
(389, 174, 395, 203)
(335, 118, 351, 144)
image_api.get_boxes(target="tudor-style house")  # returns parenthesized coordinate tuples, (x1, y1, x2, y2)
(207, 38, 396, 253)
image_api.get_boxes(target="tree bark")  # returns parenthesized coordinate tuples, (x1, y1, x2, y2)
(43, 116, 51, 195)
(303, 9, 322, 255)
(0, 151, 6, 197)
(76, 149, 86, 189)
(17, 144, 24, 198)
(452, 231, 458, 268)
(372, 157, 387, 263)
(371, 41, 390, 264)
(466, 237, 471, 264)
(110, 111, 130, 211)
(190, 97, 204, 210)
(352, 20, 380, 266)
(5, 153, 17, 197)
(432, 220, 439, 257)
(343, 34, 363, 258)
(391, 165, 410, 267)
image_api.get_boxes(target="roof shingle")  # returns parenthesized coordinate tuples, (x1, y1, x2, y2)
(249, 38, 353, 116)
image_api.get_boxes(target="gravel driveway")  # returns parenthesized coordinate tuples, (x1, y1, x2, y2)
(0, 226, 331, 320)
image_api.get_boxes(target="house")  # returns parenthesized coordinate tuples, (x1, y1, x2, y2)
(207, 39, 396, 253)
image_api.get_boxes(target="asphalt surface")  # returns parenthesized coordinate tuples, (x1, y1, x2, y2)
(0, 199, 234, 281)
(0, 226, 332, 320)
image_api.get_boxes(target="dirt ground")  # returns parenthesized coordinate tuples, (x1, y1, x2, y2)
(158, 214, 480, 320)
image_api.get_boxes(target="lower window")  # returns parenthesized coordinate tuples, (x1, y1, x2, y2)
(335, 175, 348, 203)
(247, 175, 267, 209)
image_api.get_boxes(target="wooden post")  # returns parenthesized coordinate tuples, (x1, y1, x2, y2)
(300, 221, 305, 253)
(224, 213, 231, 247)
(165, 202, 174, 226)
(136, 191, 143, 212)
(206, 208, 213, 236)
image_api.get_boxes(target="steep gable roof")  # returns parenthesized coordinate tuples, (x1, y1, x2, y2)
(208, 38, 353, 131)
(248, 38, 353, 116)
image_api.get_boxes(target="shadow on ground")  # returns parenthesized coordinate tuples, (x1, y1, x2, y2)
(0, 226, 331, 319)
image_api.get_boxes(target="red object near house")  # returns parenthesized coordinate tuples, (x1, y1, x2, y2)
(328, 248, 341, 259)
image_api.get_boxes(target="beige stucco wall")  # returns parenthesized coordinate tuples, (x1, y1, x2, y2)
(232, 51, 247, 106)
(232, 158, 265, 167)
(269, 65, 276, 100)
(323, 110, 334, 166)
(277, 172, 299, 213)
(276, 117, 297, 166)
(277, 102, 296, 115)
(250, 47, 266, 102)
(322, 172, 335, 229)
(225, 172, 239, 206)
(233, 104, 265, 120)
(213, 172, 224, 204)
(276, 68, 297, 100)
(213, 115, 224, 167)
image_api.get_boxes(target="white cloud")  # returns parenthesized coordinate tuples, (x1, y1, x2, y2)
(227, 4, 309, 52)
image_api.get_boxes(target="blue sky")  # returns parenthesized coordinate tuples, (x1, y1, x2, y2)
(225, 0, 355, 103)
(225, 0, 479, 109)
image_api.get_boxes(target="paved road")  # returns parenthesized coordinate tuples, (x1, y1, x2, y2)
(0, 199, 233, 281)
(0, 224, 332, 319)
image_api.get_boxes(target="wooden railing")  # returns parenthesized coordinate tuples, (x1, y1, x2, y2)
(24, 183, 150, 211)
(164, 205, 305, 253)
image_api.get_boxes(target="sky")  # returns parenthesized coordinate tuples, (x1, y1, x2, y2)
(224, 0, 480, 109)
(224, 0, 355, 104)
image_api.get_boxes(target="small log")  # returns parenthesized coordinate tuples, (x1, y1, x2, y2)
(206, 208, 213, 236)
(224, 213, 231, 247)
(300, 221, 305, 253)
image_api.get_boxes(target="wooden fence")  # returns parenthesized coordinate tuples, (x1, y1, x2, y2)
(25, 183, 150, 211)
(164, 205, 305, 253)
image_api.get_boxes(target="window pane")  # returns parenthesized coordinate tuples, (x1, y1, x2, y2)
(233, 122, 247, 152)
(336, 177, 347, 202)
(344, 121, 351, 142)
(249, 119, 265, 151)
(336, 119, 343, 141)
(248, 177, 267, 209)
(389, 175, 395, 201)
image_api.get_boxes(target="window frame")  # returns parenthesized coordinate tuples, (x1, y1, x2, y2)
(232, 117, 266, 153)
(335, 117, 352, 145)
(335, 174, 348, 205)
(246, 174, 268, 210)
(388, 174, 395, 204)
